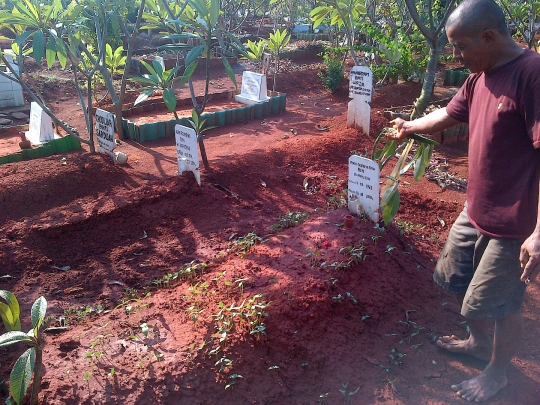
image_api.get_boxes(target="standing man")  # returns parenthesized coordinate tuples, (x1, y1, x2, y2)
(391, 0, 540, 402)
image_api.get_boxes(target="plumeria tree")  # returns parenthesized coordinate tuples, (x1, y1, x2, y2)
(0, 0, 147, 147)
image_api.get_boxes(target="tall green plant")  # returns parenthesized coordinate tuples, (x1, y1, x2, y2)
(187, 109, 216, 171)
(310, 0, 367, 66)
(131, 60, 185, 119)
(372, 129, 438, 225)
(404, 0, 458, 118)
(159, 0, 244, 114)
(0, 294, 47, 405)
(266, 28, 290, 92)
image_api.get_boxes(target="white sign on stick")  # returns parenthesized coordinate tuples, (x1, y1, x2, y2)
(95, 108, 115, 158)
(348, 155, 380, 222)
(175, 124, 201, 186)
(234, 71, 269, 105)
(25, 102, 55, 145)
(347, 66, 372, 135)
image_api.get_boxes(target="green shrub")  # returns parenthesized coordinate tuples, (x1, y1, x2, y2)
(318, 47, 346, 92)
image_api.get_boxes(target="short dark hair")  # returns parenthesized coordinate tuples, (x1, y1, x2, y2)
(447, 0, 508, 36)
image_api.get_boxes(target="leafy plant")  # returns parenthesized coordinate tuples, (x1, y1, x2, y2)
(0, 290, 21, 332)
(339, 382, 360, 401)
(158, 0, 244, 115)
(131, 60, 184, 119)
(372, 128, 438, 225)
(230, 232, 267, 257)
(266, 28, 291, 91)
(339, 240, 367, 265)
(187, 109, 216, 171)
(273, 211, 309, 229)
(104, 44, 127, 77)
(0, 294, 47, 405)
(245, 38, 267, 69)
(318, 47, 345, 92)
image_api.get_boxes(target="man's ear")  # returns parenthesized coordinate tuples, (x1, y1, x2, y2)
(481, 29, 497, 44)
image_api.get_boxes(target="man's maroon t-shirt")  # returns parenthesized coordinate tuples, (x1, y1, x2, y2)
(446, 49, 540, 239)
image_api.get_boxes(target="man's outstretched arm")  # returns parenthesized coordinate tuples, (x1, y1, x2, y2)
(390, 108, 461, 139)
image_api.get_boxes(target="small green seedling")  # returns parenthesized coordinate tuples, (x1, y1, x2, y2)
(273, 211, 309, 229)
(339, 382, 360, 401)
(0, 294, 47, 405)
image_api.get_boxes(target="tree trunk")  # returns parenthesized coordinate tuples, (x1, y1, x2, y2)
(411, 45, 441, 119)
(198, 135, 210, 171)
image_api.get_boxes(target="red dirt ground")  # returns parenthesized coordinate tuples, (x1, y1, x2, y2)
(1, 60, 539, 405)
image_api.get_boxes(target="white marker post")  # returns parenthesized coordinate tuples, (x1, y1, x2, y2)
(175, 124, 201, 186)
(347, 66, 372, 135)
(95, 108, 115, 158)
(25, 102, 55, 145)
(234, 71, 269, 105)
(348, 155, 380, 222)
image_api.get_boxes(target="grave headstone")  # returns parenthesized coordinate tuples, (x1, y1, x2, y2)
(234, 71, 269, 105)
(25, 102, 55, 145)
(348, 155, 380, 222)
(347, 66, 372, 135)
(95, 108, 115, 158)
(175, 124, 201, 186)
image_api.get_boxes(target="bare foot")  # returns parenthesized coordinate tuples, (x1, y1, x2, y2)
(436, 335, 492, 361)
(452, 366, 508, 402)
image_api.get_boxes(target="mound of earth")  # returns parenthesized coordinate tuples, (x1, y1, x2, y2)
(0, 61, 538, 405)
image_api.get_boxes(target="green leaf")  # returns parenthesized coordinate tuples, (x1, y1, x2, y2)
(45, 36, 56, 68)
(209, 0, 219, 28)
(185, 45, 204, 66)
(407, 133, 439, 145)
(163, 88, 177, 113)
(179, 60, 198, 86)
(30, 296, 47, 330)
(55, 40, 67, 69)
(0, 290, 21, 331)
(139, 60, 158, 78)
(134, 89, 155, 106)
(191, 109, 200, 128)
(10, 347, 35, 405)
(14, 30, 33, 51)
(32, 30, 44, 64)
(152, 59, 164, 79)
(130, 76, 160, 86)
(163, 33, 200, 41)
(0, 331, 32, 348)
(381, 186, 400, 225)
(0, 302, 15, 330)
(221, 55, 237, 89)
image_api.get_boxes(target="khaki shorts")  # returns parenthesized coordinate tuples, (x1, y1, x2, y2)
(433, 205, 527, 319)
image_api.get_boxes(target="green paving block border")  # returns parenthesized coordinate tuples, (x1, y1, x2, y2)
(121, 92, 287, 142)
(0, 135, 82, 166)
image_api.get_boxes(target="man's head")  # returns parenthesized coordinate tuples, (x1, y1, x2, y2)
(446, 0, 513, 72)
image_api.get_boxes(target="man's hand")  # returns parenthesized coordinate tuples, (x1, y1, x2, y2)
(389, 117, 410, 139)
(520, 231, 540, 283)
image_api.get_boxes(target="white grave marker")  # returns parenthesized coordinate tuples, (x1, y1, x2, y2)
(95, 108, 115, 158)
(25, 102, 55, 145)
(154, 56, 165, 70)
(234, 71, 269, 105)
(348, 155, 380, 222)
(175, 124, 201, 186)
(347, 66, 372, 135)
